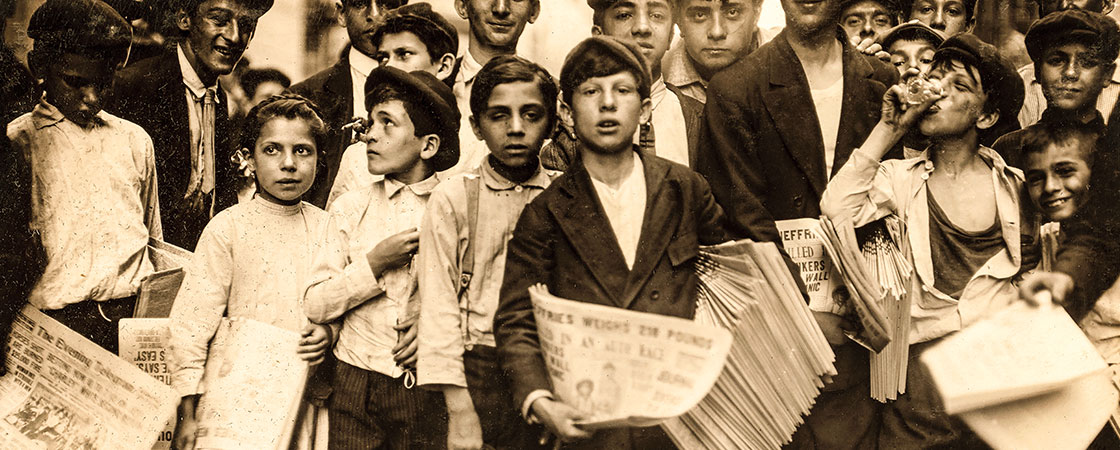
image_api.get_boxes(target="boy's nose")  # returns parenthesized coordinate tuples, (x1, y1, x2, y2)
(493, 0, 511, 17)
(1044, 173, 1063, 193)
(931, 10, 946, 28)
(709, 15, 728, 41)
(508, 114, 525, 135)
(81, 86, 101, 109)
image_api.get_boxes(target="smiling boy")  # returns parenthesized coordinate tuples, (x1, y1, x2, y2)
(304, 67, 459, 449)
(418, 55, 558, 450)
(494, 36, 737, 449)
(8, 0, 161, 353)
(109, 0, 274, 250)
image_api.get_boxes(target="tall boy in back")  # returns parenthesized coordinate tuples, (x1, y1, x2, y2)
(494, 36, 742, 450)
(820, 34, 1028, 448)
(7, 0, 161, 353)
(328, 2, 460, 206)
(303, 67, 459, 449)
(417, 55, 558, 450)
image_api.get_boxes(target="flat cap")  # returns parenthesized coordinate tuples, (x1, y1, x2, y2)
(1025, 9, 1120, 64)
(560, 36, 652, 100)
(28, 0, 131, 55)
(373, 2, 459, 58)
(365, 66, 461, 172)
(935, 33, 1025, 124)
(878, 20, 945, 49)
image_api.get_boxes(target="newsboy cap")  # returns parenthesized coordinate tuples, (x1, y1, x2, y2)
(373, 2, 459, 60)
(560, 36, 652, 101)
(878, 20, 945, 50)
(28, 0, 131, 57)
(365, 66, 461, 172)
(1025, 9, 1120, 65)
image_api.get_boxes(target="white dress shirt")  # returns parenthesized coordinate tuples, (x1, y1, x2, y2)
(349, 47, 379, 122)
(589, 155, 647, 269)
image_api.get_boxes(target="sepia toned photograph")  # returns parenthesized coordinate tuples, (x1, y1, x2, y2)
(3, 0, 1120, 448)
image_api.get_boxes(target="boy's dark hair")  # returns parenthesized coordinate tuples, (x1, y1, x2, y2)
(901, 0, 976, 24)
(841, 0, 902, 23)
(560, 37, 651, 106)
(341, 0, 407, 10)
(168, 0, 275, 37)
(590, 0, 671, 27)
(1019, 121, 1100, 167)
(240, 68, 291, 99)
(240, 93, 330, 157)
(371, 3, 458, 67)
(470, 55, 559, 130)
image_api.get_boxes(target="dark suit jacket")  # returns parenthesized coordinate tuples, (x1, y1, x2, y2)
(0, 133, 44, 376)
(494, 150, 734, 449)
(696, 29, 898, 242)
(288, 55, 353, 208)
(107, 49, 236, 251)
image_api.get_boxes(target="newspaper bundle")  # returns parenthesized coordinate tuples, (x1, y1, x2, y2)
(775, 218, 844, 312)
(812, 216, 892, 351)
(0, 306, 177, 450)
(527, 285, 732, 429)
(921, 300, 1118, 449)
(662, 240, 838, 450)
(193, 318, 309, 450)
(859, 218, 912, 402)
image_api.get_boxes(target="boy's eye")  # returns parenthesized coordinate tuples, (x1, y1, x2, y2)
(62, 75, 89, 88)
(725, 7, 742, 19)
(947, 6, 963, 15)
(614, 11, 633, 21)
(207, 12, 231, 27)
(262, 144, 280, 155)
(873, 16, 890, 27)
(487, 111, 510, 121)
(689, 10, 709, 21)
(524, 111, 542, 121)
(295, 146, 315, 156)
(374, 52, 389, 64)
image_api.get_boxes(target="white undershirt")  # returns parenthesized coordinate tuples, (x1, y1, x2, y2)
(589, 156, 647, 269)
(644, 77, 691, 167)
(349, 48, 378, 121)
(810, 76, 844, 177)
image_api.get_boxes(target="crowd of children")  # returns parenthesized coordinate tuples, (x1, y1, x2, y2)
(8, 0, 1120, 449)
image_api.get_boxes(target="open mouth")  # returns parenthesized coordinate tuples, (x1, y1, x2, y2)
(214, 45, 235, 59)
(596, 120, 620, 133)
(1043, 197, 1070, 209)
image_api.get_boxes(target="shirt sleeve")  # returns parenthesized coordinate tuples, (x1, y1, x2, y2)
(168, 216, 233, 397)
(417, 188, 468, 388)
(819, 149, 898, 228)
(140, 132, 162, 240)
(302, 209, 385, 324)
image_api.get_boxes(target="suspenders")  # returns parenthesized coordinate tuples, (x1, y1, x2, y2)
(457, 172, 482, 346)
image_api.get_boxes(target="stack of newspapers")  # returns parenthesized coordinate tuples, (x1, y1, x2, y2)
(858, 218, 913, 402)
(813, 216, 892, 352)
(662, 240, 837, 450)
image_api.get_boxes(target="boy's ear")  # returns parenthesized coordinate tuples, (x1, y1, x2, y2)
(528, 0, 541, 24)
(454, 0, 469, 20)
(335, 1, 346, 27)
(591, 25, 603, 36)
(1102, 63, 1118, 90)
(975, 109, 999, 130)
(176, 8, 192, 34)
(435, 53, 457, 82)
(470, 115, 485, 141)
(420, 134, 441, 161)
(639, 97, 653, 127)
(558, 100, 575, 130)
(27, 51, 47, 80)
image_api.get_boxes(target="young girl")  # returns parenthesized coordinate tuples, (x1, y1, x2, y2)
(168, 94, 334, 450)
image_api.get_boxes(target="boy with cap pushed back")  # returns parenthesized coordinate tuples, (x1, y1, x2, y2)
(994, 9, 1120, 168)
(328, 1, 461, 206)
(494, 36, 743, 450)
(7, 0, 161, 353)
(820, 34, 1031, 448)
(303, 66, 458, 449)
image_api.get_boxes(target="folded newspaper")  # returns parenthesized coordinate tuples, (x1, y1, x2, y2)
(0, 306, 177, 450)
(661, 240, 838, 450)
(812, 216, 892, 352)
(528, 285, 732, 429)
(921, 300, 1118, 450)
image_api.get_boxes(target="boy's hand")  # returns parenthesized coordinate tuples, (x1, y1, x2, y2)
(1020, 271, 1073, 306)
(392, 316, 418, 368)
(297, 324, 331, 365)
(812, 311, 856, 347)
(172, 395, 200, 450)
(852, 36, 890, 63)
(367, 228, 420, 277)
(879, 69, 941, 133)
(531, 397, 592, 442)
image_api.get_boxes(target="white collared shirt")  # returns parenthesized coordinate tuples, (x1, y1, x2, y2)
(349, 47, 379, 122)
(643, 77, 691, 167)
(177, 44, 221, 192)
(446, 51, 490, 177)
(589, 155, 647, 269)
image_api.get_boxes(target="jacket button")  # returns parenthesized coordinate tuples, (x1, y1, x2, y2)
(651, 291, 661, 301)
(793, 195, 804, 209)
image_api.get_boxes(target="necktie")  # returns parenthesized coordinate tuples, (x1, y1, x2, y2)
(186, 88, 218, 216)
(639, 120, 656, 152)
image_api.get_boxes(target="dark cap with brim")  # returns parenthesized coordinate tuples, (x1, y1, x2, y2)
(365, 66, 460, 172)
(934, 33, 1024, 125)
(560, 36, 652, 101)
(29, 0, 131, 57)
(374, 2, 459, 59)
(878, 20, 945, 49)
(1025, 9, 1120, 64)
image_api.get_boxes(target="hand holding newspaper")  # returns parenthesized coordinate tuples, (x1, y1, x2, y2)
(527, 285, 732, 429)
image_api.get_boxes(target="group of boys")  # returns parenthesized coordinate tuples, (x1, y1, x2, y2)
(9, 0, 1120, 449)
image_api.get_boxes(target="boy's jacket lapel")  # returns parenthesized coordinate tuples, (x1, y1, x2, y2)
(549, 166, 630, 307)
(620, 156, 673, 309)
